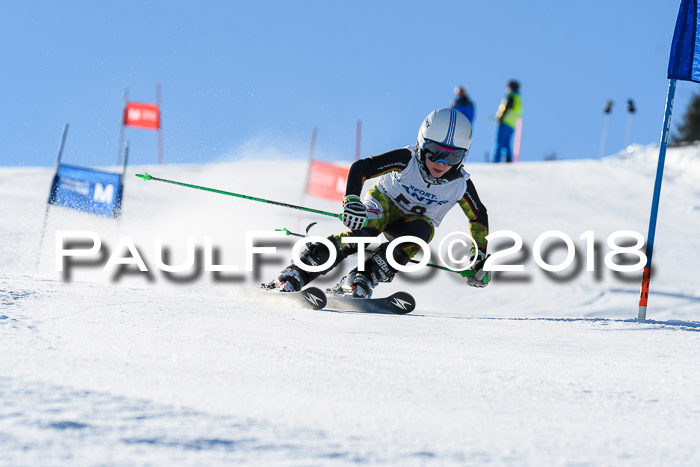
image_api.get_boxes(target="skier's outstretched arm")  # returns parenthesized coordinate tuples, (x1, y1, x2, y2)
(457, 179, 489, 254)
(345, 149, 411, 197)
(458, 179, 491, 288)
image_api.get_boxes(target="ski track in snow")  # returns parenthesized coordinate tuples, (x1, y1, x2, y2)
(1, 146, 700, 465)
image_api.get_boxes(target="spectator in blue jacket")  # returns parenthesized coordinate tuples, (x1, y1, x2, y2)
(451, 86, 475, 126)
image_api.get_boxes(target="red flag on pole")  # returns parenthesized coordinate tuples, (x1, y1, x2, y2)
(306, 160, 349, 201)
(123, 102, 160, 130)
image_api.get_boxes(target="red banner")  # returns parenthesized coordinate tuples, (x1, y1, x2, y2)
(306, 160, 349, 201)
(123, 102, 160, 130)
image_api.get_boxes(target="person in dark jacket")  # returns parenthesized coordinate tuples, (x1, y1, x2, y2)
(451, 86, 475, 126)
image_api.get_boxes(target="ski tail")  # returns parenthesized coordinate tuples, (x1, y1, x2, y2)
(256, 286, 327, 310)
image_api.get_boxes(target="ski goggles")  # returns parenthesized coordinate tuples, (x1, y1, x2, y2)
(421, 140, 466, 166)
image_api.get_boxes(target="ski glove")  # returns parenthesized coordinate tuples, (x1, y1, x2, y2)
(341, 195, 368, 231)
(461, 251, 490, 288)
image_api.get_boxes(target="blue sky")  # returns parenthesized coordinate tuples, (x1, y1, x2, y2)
(1, 1, 696, 167)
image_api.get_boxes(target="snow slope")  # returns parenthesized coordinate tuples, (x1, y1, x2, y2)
(1, 144, 699, 465)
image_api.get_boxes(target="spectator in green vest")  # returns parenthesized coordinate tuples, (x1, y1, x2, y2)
(494, 80, 522, 163)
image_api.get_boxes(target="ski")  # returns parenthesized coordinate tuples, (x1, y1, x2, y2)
(325, 290, 416, 315)
(254, 286, 327, 311)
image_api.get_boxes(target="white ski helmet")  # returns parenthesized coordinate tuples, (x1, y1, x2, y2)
(416, 108, 472, 181)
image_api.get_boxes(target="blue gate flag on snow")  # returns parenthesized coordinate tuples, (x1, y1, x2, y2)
(48, 164, 124, 218)
(668, 0, 700, 82)
(638, 0, 700, 319)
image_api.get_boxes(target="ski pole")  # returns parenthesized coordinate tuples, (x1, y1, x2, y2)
(135, 172, 341, 220)
(275, 225, 482, 279)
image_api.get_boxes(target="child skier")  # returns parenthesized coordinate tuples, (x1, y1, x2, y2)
(266, 108, 490, 297)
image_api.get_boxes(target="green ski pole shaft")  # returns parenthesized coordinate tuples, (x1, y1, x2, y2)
(136, 172, 341, 220)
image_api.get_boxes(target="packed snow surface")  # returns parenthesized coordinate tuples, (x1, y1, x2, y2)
(1, 144, 700, 465)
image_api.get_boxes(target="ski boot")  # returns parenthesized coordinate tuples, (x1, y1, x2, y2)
(329, 247, 405, 298)
(264, 237, 343, 292)
(264, 265, 306, 292)
(330, 270, 375, 298)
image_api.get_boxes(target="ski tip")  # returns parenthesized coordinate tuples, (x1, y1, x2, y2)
(387, 291, 416, 314)
(135, 172, 153, 181)
(302, 287, 327, 310)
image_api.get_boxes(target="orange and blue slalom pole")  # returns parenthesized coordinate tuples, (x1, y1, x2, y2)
(639, 79, 676, 320)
